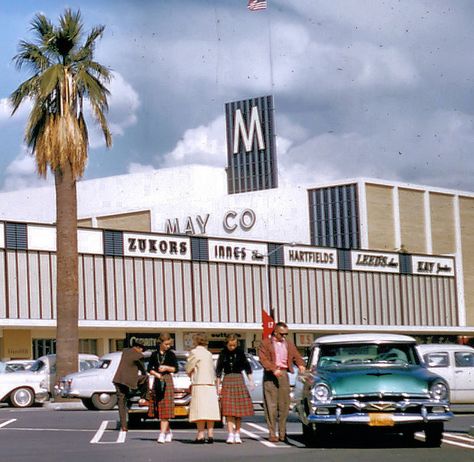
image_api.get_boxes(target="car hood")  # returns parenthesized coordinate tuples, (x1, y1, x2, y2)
(319, 365, 433, 396)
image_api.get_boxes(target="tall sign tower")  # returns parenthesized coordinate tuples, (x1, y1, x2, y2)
(225, 95, 278, 194)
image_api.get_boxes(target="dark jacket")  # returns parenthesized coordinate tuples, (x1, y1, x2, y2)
(258, 337, 304, 374)
(147, 349, 178, 375)
(113, 347, 146, 389)
(216, 347, 252, 377)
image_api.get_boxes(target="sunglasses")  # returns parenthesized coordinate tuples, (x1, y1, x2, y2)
(277, 332, 289, 336)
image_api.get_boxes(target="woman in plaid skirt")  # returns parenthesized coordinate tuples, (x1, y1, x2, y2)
(147, 333, 178, 444)
(216, 334, 255, 444)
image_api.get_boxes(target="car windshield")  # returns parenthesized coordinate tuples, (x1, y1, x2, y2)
(29, 359, 46, 372)
(317, 343, 420, 368)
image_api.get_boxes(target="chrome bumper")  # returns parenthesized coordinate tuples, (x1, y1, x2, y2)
(35, 391, 50, 403)
(307, 411, 453, 425)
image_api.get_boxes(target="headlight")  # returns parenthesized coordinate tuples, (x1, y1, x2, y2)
(311, 383, 331, 402)
(430, 381, 449, 401)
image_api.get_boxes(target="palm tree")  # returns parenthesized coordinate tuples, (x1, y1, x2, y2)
(10, 9, 112, 381)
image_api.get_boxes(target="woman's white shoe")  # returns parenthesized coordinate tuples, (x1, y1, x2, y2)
(165, 431, 173, 443)
(157, 432, 166, 444)
(234, 433, 242, 444)
(226, 433, 235, 444)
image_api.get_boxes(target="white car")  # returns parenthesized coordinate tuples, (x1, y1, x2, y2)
(416, 343, 474, 403)
(0, 354, 99, 408)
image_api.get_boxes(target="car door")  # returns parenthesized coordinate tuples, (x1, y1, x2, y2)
(452, 350, 474, 403)
(422, 351, 458, 400)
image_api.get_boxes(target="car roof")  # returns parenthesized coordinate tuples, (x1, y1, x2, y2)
(416, 344, 474, 352)
(314, 333, 417, 345)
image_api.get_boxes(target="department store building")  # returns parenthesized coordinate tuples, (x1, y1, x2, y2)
(0, 96, 473, 359)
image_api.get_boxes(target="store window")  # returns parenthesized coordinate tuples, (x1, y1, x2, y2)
(32, 338, 98, 358)
(33, 339, 56, 358)
(109, 339, 125, 353)
(308, 184, 360, 249)
(79, 339, 98, 355)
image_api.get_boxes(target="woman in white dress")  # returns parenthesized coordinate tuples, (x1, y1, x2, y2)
(185, 333, 221, 443)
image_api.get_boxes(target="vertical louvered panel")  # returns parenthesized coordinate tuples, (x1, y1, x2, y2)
(133, 259, 145, 321)
(94, 256, 106, 320)
(0, 251, 5, 318)
(6, 251, 18, 318)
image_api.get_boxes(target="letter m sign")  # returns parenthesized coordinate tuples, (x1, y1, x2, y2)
(233, 106, 265, 153)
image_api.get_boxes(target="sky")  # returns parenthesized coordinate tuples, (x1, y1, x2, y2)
(1, 0, 474, 193)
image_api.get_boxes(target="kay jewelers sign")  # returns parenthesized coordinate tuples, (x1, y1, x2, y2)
(412, 255, 455, 277)
(284, 245, 338, 269)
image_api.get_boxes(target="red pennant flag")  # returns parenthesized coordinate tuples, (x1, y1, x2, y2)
(262, 309, 275, 339)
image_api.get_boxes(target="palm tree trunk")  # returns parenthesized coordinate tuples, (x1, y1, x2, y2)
(54, 161, 79, 385)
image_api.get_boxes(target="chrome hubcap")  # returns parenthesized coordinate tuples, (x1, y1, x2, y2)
(98, 393, 111, 404)
(15, 389, 31, 406)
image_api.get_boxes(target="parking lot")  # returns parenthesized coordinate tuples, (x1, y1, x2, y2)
(1, 404, 474, 462)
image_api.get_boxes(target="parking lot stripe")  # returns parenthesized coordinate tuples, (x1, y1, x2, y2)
(0, 419, 16, 428)
(246, 422, 267, 433)
(116, 429, 127, 443)
(90, 420, 109, 444)
(240, 428, 277, 448)
(415, 432, 474, 450)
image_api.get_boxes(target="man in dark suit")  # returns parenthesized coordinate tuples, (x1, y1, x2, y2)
(113, 339, 147, 431)
(258, 322, 305, 443)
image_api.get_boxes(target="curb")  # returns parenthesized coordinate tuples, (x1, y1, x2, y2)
(469, 426, 474, 438)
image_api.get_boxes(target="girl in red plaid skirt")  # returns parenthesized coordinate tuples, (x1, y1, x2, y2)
(216, 334, 255, 444)
(147, 333, 178, 444)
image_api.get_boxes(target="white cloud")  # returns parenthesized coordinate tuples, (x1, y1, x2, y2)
(127, 162, 155, 174)
(1, 146, 53, 192)
(87, 72, 141, 148)
(160, 116, 227, 168)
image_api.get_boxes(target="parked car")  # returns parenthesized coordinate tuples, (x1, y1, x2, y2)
(416, 343, 474, 403)
(293, 333, 453, 447)
(0, 354, 99, 408)
(56, 350, 264, 419)
(0, 360, 35, 373)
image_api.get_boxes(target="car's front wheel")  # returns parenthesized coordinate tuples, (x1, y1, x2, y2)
(425, 422, 443, 447)
(10, 387, 35, 408)
(91, 392, 117, 410)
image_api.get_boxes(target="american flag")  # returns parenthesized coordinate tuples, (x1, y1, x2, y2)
(248, 0, 267, 11)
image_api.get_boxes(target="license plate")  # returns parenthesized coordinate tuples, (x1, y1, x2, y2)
(369, 413, 394, 426)
(174, 406, 189, 416)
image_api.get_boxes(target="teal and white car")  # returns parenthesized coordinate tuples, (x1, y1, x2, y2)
(294, 333, 453, 447)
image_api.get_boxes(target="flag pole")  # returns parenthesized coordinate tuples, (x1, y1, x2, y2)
(266, 2, 274, 92)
